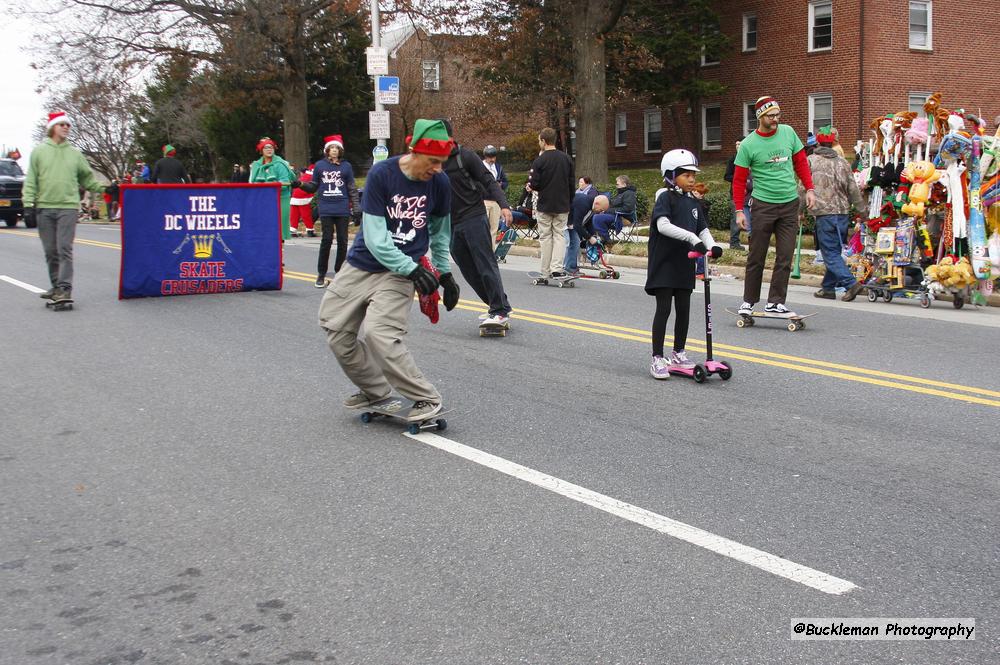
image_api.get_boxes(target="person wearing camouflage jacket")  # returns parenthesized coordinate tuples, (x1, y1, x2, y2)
(802, 126, 865, 302)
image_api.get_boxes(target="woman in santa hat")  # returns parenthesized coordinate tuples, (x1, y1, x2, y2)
(309, 134, 360, 287)
(249, 137, 297, 241)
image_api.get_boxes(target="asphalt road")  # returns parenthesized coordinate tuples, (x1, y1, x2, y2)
(2, 223, 998, 664)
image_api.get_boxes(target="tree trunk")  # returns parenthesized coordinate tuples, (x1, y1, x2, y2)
(571, 0, 609, 184)
(282, 67, 310, 169)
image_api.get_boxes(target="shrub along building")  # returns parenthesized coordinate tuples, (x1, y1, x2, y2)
(608, 0, 997, 167)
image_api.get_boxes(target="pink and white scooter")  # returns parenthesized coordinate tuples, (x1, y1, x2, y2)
(667, 251, 733, 382)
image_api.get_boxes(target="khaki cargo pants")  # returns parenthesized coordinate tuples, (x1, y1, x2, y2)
(318, 263, 441, 404)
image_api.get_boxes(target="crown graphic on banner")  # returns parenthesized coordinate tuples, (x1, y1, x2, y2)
(192, 234, 215, 258)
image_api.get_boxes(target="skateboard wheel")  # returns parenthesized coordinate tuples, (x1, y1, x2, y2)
(787, 322, 798, 332)
(693, 365, 707, 383)
(718, 363, 733, 381)
(408, 423, 420, 435)
(736, 318, 747, 328)
(360, 412, 372, 423)
(436, 419, 447, 431)
(867, 290, 878, 302)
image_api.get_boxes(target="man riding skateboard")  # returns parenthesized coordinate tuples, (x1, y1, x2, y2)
(731, 96, 816, 317)
(318, 119, 459, 421)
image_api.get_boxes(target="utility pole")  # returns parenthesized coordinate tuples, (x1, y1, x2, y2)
(370, 0, 386, 149)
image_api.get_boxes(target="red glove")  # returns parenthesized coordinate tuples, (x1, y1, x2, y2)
(417, 256, 441, 324)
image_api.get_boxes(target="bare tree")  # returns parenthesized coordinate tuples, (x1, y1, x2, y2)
(30, 0, 365, 168)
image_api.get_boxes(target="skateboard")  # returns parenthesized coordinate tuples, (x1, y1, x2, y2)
(527, 271, 579, 287)
(494, 228, 517, 263)
(725, 308, 816, 332)
(357, 396, 450, 435)
(479, 320, 509, 337)
(45, 297, 74, 311)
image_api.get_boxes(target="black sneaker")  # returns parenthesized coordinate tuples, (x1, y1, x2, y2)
(764, 302, 796, 317)
(550, 271, 567, 278)
(814, 289, 836, 299)
(842, 282, 866, 302)
(315, 276, 329, 288)
(307, 230, 316, 237)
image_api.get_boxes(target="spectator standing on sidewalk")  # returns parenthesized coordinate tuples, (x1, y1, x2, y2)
(22, 111, 106, 305)
(440, 121, 515, 330)
(310, 135, 360, 287)
(724, 139, 752, 250)
(731, 96, 816, 317)
(481, 145, 508, 245)
(806, 126, 865, 301)
(150, 144, 190, 184)
(317, 119, 458, 422)
(527, 127, 575, 279)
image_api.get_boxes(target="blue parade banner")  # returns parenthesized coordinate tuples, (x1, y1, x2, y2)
(119, 183, 282, 299)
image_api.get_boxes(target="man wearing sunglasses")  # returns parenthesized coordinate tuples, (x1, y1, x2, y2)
(731, 96, 816, 317)
(22, 111, 107, 306)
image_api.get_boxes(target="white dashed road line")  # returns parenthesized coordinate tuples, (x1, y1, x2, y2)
(0, 275, 46, 294)
(407, 430, 858, 596)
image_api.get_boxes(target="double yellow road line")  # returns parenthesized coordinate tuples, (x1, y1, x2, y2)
(6, 229, 998, 408)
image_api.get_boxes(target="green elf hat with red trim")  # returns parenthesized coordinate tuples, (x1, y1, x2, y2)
(406, 119, 454, 157)
(816, 125, 836, 145)
(162, 144, 176, 156)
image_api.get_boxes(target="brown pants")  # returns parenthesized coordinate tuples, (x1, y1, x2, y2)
(743, 198, 799, 305)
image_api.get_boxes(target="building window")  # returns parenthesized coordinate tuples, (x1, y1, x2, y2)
(808, 94, 833, 135)
(743, 13, 758, 52)
(702, 105, 721, 151)
(615, 113, 627, 146)
(808, 1, 832, 51)
(644, 109, 662, 153)
(421, 61, 440, 91)
(909, 1, 932, 49)
(700, 20, 721, 66)
(908, 91, 936, 134)
(743, 102, 756, 137)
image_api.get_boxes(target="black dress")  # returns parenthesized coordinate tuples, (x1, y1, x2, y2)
(644, 188, 707, 293)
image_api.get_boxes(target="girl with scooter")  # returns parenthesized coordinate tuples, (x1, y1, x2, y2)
(646, 149, 723, 380)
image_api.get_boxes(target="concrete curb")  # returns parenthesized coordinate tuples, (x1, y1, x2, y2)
(507, 245, 1000, 305)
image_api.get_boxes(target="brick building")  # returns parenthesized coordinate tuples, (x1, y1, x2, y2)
(382, 23, 539, 157)
(608, 0, 997, 167)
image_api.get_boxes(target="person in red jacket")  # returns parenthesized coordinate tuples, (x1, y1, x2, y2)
(289, 165, 315, 237)
(731, 96, 816, 317)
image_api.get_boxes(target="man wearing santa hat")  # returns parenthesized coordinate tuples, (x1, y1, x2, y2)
(22, 111, 107, 306)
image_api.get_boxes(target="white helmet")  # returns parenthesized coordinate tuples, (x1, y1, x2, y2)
(660, 149, 700, 176)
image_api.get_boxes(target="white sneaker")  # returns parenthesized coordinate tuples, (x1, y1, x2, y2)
(481, 314, 510, 328)
(650, 355, 670, 380)
(764, 302, 796, 317)
(669, 350, 696, 369)
(738, 301, 754, 315)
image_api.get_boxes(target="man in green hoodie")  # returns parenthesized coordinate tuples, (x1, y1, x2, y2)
(22, 111, 106, 304)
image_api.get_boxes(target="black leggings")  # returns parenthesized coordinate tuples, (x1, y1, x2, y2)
(650, 287, 692, 357)
(318, 215, 350, 277)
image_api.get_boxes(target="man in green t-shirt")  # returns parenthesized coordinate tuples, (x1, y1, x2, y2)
(731, 96, 816, 317)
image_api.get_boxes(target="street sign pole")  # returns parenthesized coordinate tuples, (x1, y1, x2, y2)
(369, 0, 386, 149)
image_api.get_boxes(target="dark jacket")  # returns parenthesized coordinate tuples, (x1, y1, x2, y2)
(569, 189, 597, 230)
(484, 160, 508, 196)
(444, 145, 510, 225)
(528, 148, 575, 214)
(724, 156, 752, 205)
(151, 156, 189, 184)
(609, 186, 637, 216)
(645, 188, 708, 292)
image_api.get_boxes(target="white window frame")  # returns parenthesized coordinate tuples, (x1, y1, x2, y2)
(421, 60, 440, 91)
(908, 91, 936, 134)
(702, 104, 722, 151)
(808, 94, 833, 136)
(644, 109, 662, 154)
(614, 112, 627, 147)
(808, 1, 832, 52)
(909, 0, 932, 50)
(742, 13, 758, 52)
(743, 101, 756, 137)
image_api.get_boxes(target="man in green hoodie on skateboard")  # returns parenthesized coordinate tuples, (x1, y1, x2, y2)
(22, 111, 107, 307)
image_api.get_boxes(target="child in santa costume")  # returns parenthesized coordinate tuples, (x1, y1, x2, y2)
(289, 165, 315, 237)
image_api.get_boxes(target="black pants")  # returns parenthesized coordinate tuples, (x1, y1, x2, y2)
(318, 215, 350, 277)
(451, 214, 511, 316)
(650, 287, 692, 357)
